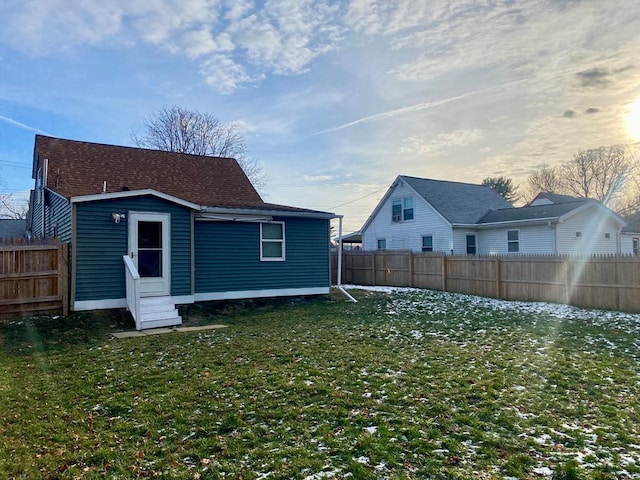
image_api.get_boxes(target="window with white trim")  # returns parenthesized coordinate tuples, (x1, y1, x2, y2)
(466, 234, 477, 255)
(633, 238, 639, 255)
(575, 231, 582, 238)
(604, 232, 611, 239)
(260, 222, 285, 261)
(422, 235, 433, 252)
(377, 238, 387, 250)
(507, 230, 519, 252)
(391, 197, 414, 222)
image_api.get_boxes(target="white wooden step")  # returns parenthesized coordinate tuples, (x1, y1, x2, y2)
(137, 296, 182, 330)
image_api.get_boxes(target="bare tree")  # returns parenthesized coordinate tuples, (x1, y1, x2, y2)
(0, 193, 29, 219)
(133, 106, 265, 191)
(560, 146, 631, 204)
(481, 176, 519, 203)
(526, 145, 634, 208)
(527, 166, 563, 198)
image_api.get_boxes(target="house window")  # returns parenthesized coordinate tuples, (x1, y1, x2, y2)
(422, 235, 433, 252)
(604, 232, 611, 239)
(377, 239, 387, 250)
(392, 200, 402, 222)
(633, 238, 639, 255)
(392, 197, 414, 222)
(403, 198, 414, 221)
(507, 230, 519, 252)
(260, 222, 285, 261)
(466, 234, 477, 255)
(575, 231, 582, 238)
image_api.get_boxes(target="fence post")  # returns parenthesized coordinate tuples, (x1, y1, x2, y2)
(564, 257, 571, 305)
(408, 251, 413, 287)
(494, 257, 501, 299)
(441, 254, 447, 292)
(371, 253, 376, 286)
(58, 243, 70, 316)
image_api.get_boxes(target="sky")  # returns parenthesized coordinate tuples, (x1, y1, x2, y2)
(1, 0, 639, 233)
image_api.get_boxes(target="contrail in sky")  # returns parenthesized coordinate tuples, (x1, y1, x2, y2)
(313, 79, 527, 136)
(0, 114, 51, 135)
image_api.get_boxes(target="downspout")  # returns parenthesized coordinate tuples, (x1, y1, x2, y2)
(336, 215, 357, 303)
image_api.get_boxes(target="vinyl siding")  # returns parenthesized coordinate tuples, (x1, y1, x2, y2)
(30, 189, 43, 237)
(74, 196, 192, 302)
(452, 229, 478, 255)
(478, 224, 555, 254)
(620, 235, 638, 255)
(362, 180, 453, 252)
(44, 189, 72, 243)
(195, 217, 329, 293)
(556, 207, 621, 254)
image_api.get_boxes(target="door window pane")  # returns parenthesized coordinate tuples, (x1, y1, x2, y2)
(138, 222, 162, 248)
(138, 250, 162, 277)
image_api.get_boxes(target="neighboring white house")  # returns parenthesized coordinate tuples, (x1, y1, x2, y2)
(360, 176, 629, 255)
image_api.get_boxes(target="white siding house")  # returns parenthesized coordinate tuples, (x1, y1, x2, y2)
(358, 176, 629, 255)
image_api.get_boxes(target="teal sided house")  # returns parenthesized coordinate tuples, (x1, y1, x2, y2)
(28, 135, 336, 330)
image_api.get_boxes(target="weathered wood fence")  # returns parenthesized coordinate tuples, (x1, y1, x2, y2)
(0, 241, 69, 319)
(332, 251, 640, 313)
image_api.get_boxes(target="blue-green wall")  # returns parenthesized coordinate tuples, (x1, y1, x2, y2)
(194, 217, 330, 293)
(45, 190, 72, 243)
(74, 196, 192, 302)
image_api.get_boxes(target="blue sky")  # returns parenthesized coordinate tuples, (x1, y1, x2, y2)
(1, 0, 639, 232)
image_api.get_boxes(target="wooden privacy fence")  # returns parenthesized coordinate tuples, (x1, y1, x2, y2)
(0, 241, 69, 319)
(332, 250, 640, 313)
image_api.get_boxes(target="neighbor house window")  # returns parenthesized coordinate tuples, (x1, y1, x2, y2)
(466, 234, 477, 255)
(392, 197, 414, 222)
(422, 235, 433, 252)
(507, 230, 519, 252)
(377, 239, 387, 250)
(575, 231, 582, 238)
(403, 198, 414, 221)
(260, 222, 285, 261)
(604, 232, 611, 239)
(633, 238, 639, 255)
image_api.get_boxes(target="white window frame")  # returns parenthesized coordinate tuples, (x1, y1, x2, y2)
(575, 231, 582, 238)
(377, 238, 387, 250)
(604, 232, 611, 239)
(507, 229, 520, 253)
(260, 222, 285, 261)
(421, 235, 433, 252)
(391, 196, 414, 222)
(466, 234, 477, 255)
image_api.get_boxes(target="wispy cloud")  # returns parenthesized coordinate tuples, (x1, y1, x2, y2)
(0, 114, 50, 135)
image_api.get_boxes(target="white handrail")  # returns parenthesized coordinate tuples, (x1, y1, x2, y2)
(123, 255, 142, 330)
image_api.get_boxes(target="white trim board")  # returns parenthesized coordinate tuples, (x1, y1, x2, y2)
(195, 287, 330, 302)
(70, 189, 200, 210)
(74, 295, 195, 311)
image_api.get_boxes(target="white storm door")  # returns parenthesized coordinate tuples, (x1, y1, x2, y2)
(129, 212, 171, 297)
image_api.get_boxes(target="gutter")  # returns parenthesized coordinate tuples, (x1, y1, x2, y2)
(455, 217, 560, 229)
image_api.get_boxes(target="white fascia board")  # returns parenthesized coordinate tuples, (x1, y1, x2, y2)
(199, 207, 336, 220)
(196, 213, 273, 222)
(70, 189, 200, 210)
(359, 176, 400, 234)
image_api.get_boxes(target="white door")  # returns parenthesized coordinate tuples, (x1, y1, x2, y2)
(128, 212, 170, 297)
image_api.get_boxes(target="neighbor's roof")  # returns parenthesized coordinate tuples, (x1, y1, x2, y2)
(400, 175, 513, 224)
(477, 200, 593, 224)
(0, 219, 27, 238)
(622, 211, 640, 233)
(529, 192, 583, 205)
(33, 135, 331, 215)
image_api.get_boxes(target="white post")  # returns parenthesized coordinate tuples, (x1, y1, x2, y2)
(337, 215, 343, 286)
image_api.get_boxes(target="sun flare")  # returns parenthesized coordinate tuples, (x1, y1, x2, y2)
(626, 99, 640, 141)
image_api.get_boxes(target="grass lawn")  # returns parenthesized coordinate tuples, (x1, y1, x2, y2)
(0, 287, 639, 479)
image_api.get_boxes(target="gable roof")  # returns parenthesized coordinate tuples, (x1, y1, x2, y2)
(34, 135, 264, 209)
(478, 199, 626, 228)
(528, 192, 583, 206)
(478, 200, 593, 224)
(400, 175, 513, 224)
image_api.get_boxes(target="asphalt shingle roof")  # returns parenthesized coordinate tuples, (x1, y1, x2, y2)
(400, 175, 513, 224)
(34, 135, 331, 215)
(477, 200, 590, 224)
